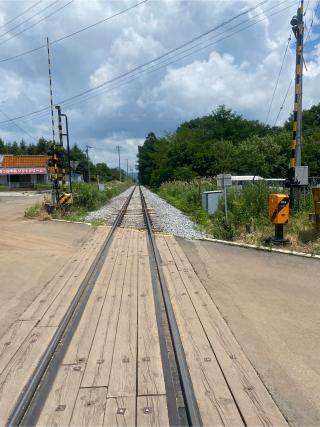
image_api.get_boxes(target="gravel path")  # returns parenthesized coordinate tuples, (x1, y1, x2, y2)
(86, 185, 204, 239)
(86, 186, 134, 224)
(141, 187, 204, 240)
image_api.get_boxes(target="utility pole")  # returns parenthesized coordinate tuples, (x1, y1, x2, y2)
(126, 159, 128, 181)
(55, 105, 67, 192)
(46, 37, 58, 204)
(60, 111, 72, 193)
(116, 145, 121, 181)
(85, 145, 92, 183)
(289, 0, 304, 208)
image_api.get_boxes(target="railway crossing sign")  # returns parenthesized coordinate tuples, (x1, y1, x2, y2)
(216, 174, 232, 190)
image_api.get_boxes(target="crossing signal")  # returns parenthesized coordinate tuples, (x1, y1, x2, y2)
(47, 145, 64, 169)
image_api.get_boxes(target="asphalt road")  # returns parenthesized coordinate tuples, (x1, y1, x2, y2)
(0, 193, 94, 338)
(179, 237, 320, 426)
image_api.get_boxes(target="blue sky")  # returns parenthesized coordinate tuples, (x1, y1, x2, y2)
(0, 0, 319, 170)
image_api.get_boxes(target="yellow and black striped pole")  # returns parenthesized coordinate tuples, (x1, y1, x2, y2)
(47, 37, 59, 203)
(56, 106, 67, 192)
(289, 1, 304, 208)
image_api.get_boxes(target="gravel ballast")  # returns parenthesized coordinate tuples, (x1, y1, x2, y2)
(86, 185, 204, 239)
(141, 187, 204, 239)
(86, 186, 134, 224)
(86, 187, 205, 239)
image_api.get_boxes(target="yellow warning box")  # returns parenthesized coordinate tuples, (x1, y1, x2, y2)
(268, 194, 289, 224)
(58, 192, 73, 206)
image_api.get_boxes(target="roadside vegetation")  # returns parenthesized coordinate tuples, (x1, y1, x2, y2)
(137, 104, 320, 187)
(158, 179, 320, 254)
(25, 181, 132, 222)
(138, 103, 320, 254)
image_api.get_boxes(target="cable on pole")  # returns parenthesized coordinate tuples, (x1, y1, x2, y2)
(265, 31, 292, 125)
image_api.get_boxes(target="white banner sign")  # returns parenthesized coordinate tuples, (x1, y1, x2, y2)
(0, 167, 47, 175)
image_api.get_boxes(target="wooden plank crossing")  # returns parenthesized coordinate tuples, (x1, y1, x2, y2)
(0, 222, 288, 426)
(156, 234, 288, 426)
(34, 228, 169, 426)
(0, 227, 109, 426)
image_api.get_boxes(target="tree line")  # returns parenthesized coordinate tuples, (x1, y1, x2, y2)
(137, 105, 320, 188)
(0, 137, 123, 182)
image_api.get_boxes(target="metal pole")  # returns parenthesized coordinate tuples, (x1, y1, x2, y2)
(86, 145, 90, 183)
(55, 106, 66, 192)
(126, 159, 128, 180)
(61, 113, 72, 193)
(223, 174, 228, 222)
(116, 146, 121, 181)
(46, 37, 58, 204)
(289, 1, 304, 209)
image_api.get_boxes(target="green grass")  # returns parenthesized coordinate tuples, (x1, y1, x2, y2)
(158, 179, 320, 254)
(24, 203, 51, 220)
(25, 180, 133, 222)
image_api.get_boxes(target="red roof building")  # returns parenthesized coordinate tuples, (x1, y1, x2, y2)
(0, 155, 49, 188)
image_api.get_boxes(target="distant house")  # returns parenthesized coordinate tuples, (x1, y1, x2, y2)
(0, 155, 49, 188)
(231, 175, 264, 188)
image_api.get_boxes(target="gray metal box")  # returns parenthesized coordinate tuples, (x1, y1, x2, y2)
(202, 190, 223, 214)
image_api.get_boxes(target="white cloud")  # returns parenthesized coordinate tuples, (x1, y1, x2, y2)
(0, 0, 319, 165)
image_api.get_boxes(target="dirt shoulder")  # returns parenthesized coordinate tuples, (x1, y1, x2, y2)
(0, 193, 95, 338)
(178, 237, 320, 426)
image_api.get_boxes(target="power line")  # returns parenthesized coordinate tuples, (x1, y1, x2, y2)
(0, 0, 297, 125)
(0, 0, 297, 124)
(273, 0, 320, 125)
(0, 0, 43, 32)
(0, 108, 37, 141)
(0, 0, 59, 41)
(0, 0, 149, 64)
(58, 1, 300, 113)
(265, 31, 292, 124)
(273, 76, 293, 125)
(0, 0, 74, 47)
(305, 0, 320, 41)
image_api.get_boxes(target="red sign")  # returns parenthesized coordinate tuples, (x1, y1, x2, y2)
(0, 167, 47, 175)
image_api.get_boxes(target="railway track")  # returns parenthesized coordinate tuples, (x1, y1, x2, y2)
(6, 185, 200, 427)
(1, 185, 289, 427)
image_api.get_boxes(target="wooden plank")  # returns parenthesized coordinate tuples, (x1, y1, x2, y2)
(38, 236, 107, 327)
(20, 228, 106, 321)
(80, 229, 130, 387)
(63, 229, 128, 365)
(103, 397, 136, 427)
(0, 320, 37, 376)
(155, 235, 244, 426)
(137, 231, 165, 396)
(36, 364, 84, 427)
(0, 326, 56, 425)
(69, 387, 107, 427)
(166, 236, 288, 426)
(137, 395, 169, 427)
(108, 229, 138, 397)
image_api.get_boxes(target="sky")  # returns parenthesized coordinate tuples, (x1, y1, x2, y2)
(0, 0, 319, 171)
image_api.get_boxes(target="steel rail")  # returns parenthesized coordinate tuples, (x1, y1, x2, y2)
(7, 185, 136, 427)
(139, 185, 202, 427)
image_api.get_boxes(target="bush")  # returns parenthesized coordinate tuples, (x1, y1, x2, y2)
(72, 182, 102, 210)
(71, 181, 132, 211)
